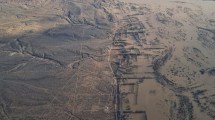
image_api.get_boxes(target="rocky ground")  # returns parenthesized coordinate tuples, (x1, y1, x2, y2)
(0, 0, 116, 120)
(0, 0, 215, 120)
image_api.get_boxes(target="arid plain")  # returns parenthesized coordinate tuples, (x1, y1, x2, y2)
(0, 0, 215, 120)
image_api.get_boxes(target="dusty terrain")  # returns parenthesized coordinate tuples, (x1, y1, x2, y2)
(0, 0, 215, 120)
(109, 0, 215, 120)
(0, 0, 116, 120)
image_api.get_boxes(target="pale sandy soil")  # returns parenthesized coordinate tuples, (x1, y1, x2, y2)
(109, 0, 215, 120)
(0, 0, 214, 120)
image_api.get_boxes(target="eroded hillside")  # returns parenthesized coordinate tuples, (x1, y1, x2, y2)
(0, 0, 117, 120)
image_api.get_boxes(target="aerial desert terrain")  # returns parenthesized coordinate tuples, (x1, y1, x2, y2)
(0, 0, 215, 120)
